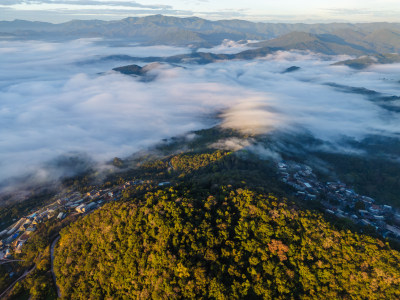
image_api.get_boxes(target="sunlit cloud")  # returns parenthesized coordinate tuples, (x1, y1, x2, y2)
(0, 39, 399, 190)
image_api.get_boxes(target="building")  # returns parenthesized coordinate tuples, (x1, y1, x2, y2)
(26, 227, 36, 232)
(383, 205, 393, 212)
(386, 225, 400, 238)
(4, 248, 12, 259)
(76, 204, 86, 213)
(82, 202, 97, 212)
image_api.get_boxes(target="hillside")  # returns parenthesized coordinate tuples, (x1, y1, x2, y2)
(105, 29, 400, 66)
(53, 155, 400, 298)
(3, 127, 400, 298)
(250, 31, 375, 56)
(1, 15, 400, 50)
(333, 53, 400, 69)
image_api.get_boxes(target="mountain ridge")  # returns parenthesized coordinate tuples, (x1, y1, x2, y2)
(1, 15, 400, 49)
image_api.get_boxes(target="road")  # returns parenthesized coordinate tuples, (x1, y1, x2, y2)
(50, 236, 61, 298)
(0, 259, 23, 265)
(0, 264, 36, 299)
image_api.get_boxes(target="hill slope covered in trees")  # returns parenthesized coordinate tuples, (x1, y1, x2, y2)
(54, 151, 400, 299)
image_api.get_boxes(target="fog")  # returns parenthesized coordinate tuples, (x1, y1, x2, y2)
(1, 38, 400, 190)
(197, 39, 256, 54)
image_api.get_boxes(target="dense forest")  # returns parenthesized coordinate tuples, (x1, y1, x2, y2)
(55, 186, 400, 299)
(3, 131, 400, 299)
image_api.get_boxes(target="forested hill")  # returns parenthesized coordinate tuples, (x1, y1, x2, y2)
(54, 150, 400, 299)
(1, 15, 400, 52)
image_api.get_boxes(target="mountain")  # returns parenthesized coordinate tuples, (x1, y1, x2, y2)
(4, 125, 400, 298)
(112, 62, 165, 81)
(334, 53, 400, 69)
(101, 28, 400, 66)
(50, 141, 400, 299)
(249, 31, 395, 56)
(54, 184, 400, 299)
(1, 15, 400, 49)
(282, 66, 301, 73)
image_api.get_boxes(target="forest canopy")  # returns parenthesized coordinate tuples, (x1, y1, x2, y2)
(54, 187, 400, 299)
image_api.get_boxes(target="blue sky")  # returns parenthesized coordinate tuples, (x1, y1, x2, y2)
(1, 0, 400, 23)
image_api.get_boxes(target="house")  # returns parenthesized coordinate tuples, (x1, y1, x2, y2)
(26, 226, 36, 232)
(383, 205, 393, 212)
(360, 219, 372, 226)
(82, 202, 97, 213)
(369, 205, 382, 215)
(4, 248, 12, 259)
(278, 162, 287, 169)
(4, 233, 19, 246)
(358, 210, 370, 217)
(28, 213, 37, 219)
(306, 194, 317, 200)
(76, 204, 86, 213)
(394, 213, 400, 222)
(386, 225, 400, 238)
(87, 191, 100, 199)
(15, 233, 29, 253)
(362, 196, 375, 204)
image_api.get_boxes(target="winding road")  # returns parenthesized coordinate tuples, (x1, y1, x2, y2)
(50, 236, 61, 298)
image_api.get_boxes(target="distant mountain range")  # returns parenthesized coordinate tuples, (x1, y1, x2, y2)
(106, 29, 400, 65)
(1, 14, 400, 52)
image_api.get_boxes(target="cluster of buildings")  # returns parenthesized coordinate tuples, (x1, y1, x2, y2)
(0, 215, 38, 258)
(277, 161, 400, 241)
(0, 178, 154, 260)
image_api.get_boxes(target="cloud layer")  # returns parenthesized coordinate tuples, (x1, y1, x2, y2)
(1, 39, 400, 187)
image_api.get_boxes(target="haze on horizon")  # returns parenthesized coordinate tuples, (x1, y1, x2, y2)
(1, 0, 400, 23)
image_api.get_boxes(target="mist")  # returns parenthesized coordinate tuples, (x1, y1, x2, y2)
(1, 38, 400, 191)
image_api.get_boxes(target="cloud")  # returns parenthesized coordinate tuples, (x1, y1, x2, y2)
(1, 0, 172, 9)
(0, 1, 192, 22)
(197, 39, 256, 54)
(210, 137, 252, 151)
(1, 39, 400, 193)
(220, 101, 285, 135)
(0, 38, 256, 186)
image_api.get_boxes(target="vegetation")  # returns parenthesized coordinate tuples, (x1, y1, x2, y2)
(55, 184, 400, 299)
(7, 245, 57, 300)
(170, 150, 231, 173)
(2, 215, 81, 299)
(334, 53, 400, 69)
(2, 131, 400, 299)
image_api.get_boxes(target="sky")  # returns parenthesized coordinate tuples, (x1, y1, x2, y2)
(1, 0, 400, 23)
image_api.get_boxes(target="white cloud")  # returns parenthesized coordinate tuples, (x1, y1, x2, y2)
(1, 39, 400, 189)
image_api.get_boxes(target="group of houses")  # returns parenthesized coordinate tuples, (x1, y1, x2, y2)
(277, 161, 400, 240)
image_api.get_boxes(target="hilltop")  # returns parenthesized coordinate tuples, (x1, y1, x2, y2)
(334, 53, 400, 69)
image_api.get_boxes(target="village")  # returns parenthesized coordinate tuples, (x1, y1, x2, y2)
(0, 178, 172, 262)
(277, 161, 400, 241)
(2, 159, 400, 262)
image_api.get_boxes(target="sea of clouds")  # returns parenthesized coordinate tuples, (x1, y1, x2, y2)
(1, 38, 400, 189)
